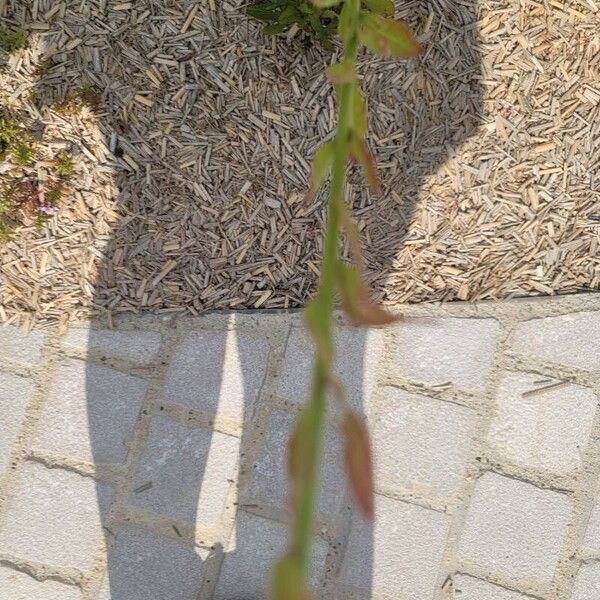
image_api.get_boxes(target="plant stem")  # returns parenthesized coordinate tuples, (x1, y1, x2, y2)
(291, 0, 361, 578)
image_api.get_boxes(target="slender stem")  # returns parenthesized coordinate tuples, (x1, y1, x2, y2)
(291, 0, 361, 578)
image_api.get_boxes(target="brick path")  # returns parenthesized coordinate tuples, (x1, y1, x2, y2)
(1, 294, 600, 599)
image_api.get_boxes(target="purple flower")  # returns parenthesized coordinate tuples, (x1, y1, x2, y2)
(38, 204, 59, 215)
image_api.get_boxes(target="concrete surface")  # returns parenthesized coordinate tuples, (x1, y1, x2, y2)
(0, 293, 600, 599)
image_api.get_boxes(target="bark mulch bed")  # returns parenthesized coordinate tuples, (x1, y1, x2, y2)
(0, 0, 598, 329)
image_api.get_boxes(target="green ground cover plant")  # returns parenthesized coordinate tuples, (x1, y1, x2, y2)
(250, 1, 422, 597)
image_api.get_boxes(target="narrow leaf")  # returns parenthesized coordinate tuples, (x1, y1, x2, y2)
(309, 141, 335, 193)
(362, 0, 395, 16)
(358, 13, 423, 58)
(349, 137, 381, 196)
(336, 262, 398, 326)
(341, 412, 375, 519)
(347, 83, 367, 137)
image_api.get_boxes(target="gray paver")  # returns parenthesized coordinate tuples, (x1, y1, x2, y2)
(488, 372, 597, 474)
(128, 416, 239, 529)
(31, 359, 146, 464)
(162, 330, 269, 422)
(458, 472, 571, 582)
(0, 372, 34, 474)
(372, 387, 477, 502)
(277, 327, 384, 410)
(571, 562, 600, 600)
(246, 409, 344, 523)
(339, 494, 451, 600)
(214, 511, 328, 600)
(391, 317, 499, 392)
(97, 527, 205, 600)
(0, 462, 112, 571)
(2, 299, 600, 599)
(62, 327, 162, 365)
(0, 324, 46, 367)
(509, 311, 600, 370)
(0, 566, 82, 600)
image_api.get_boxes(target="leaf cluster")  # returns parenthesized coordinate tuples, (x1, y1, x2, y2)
(247, 0, 340, 47)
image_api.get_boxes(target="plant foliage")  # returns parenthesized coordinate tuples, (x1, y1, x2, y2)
(246, 0, 423, 597)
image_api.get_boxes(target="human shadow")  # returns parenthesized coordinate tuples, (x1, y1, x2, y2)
(12, 0, 484, 597)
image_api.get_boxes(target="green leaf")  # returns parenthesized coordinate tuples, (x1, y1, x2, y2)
(362, 0, 394, 16)
(311, 0, 342, 7)
(246, 2, 281, 21)
(263, 21, 289, 34)
(309, 141, 335, 192)
(341, 411, 375, 518)
(358, 13, 423, 58)
(348, 83, 367, 137)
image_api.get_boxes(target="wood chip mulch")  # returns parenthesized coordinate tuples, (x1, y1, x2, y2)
(0, 0, 598, 329)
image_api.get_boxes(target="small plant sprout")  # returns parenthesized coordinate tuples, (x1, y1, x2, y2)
(11, 139, 36, 166)
(54, 152, 74, 178)
(0, 26, 26, 54)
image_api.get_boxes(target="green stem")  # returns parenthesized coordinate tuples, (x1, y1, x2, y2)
(291, 0, 361, 580)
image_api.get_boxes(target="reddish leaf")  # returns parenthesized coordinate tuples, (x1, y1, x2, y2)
(341, 412, 375, 519)
(349, 137, 381, 196)
(358, 13, 423, 59)
(336, 262, 398, 327)
(272, 555, 313, 600)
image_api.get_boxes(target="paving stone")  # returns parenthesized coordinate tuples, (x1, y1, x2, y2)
(488, 372, 597, 474)
(458, 472, 571, 582)
(246, 410, 344, 523)
(338, 495, 451, 599)
(31, 359, 146, 465)
(509, 312, 600, 370)
(162, 330, 269, 422)
(214, 511, 328, 600)
(372, 388, 476, 502)
(97, 527, 205, 600)
(0, 462, 112, 571)
(0, 373, 35, 474)
(128, 416, 239, 529)
(0, 324, 46, 367)
(62, 327, 162, 365)
(571, 562, 600, 600)
(452, 575, 534, 599)
(277, 326, 384, 411)
(391, 317, 499, 392)
(0, 566, 82, 600)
